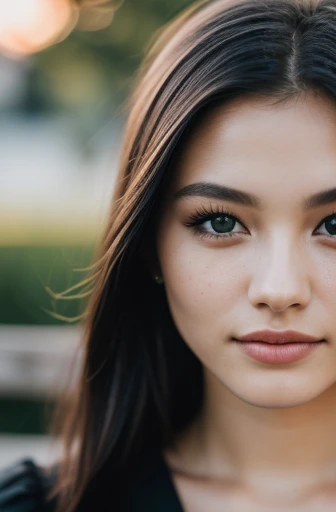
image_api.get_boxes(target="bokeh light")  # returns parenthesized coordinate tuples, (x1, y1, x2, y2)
(0, 0, 79, 57)
(0, 0, 123, 57)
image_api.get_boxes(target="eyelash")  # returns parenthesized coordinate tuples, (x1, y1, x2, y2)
(183, 206, 336, 242)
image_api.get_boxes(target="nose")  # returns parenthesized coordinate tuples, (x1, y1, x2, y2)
(247, 234, 311, 313)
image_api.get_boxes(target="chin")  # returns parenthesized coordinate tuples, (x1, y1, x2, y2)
(224, 380, 327, 409)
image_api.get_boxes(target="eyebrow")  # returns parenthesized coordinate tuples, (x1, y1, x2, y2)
(173, 182, 336, 210)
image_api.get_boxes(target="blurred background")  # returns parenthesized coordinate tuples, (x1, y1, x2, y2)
(0, 0, 193, 469)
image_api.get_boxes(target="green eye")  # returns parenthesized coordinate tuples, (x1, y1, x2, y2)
(324, 216, 336, 236)
(315, 213, 336, 237)
(210, 215, 236, 233)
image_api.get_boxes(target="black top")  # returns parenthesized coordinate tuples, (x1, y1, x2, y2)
(0, 451, 185, 512)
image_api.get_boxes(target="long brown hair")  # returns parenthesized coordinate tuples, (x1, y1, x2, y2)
(49, 0, 336, 510)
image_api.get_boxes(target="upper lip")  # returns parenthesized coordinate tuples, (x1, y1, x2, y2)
(235, 330, 323, 344)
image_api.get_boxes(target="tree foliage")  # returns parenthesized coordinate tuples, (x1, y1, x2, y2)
(34, 0, 194, 112)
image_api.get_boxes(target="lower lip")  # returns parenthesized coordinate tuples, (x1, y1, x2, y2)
(234, 340, 324, 364)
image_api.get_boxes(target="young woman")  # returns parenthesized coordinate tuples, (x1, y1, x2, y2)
(3, 0, 336, 510)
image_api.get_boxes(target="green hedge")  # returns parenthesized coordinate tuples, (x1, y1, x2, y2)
(0, 397, 53, 434)
(0, 245, 95, 325)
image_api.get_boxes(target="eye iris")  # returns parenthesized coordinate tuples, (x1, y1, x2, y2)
(210, 215, 235, 233)
(326, 216, 336, 235)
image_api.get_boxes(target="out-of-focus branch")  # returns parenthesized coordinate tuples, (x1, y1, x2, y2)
(75, 0, 124, 6)
(74, 0, 125, 31)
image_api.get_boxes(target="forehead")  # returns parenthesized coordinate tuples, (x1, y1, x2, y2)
(171, 93, 336, 201)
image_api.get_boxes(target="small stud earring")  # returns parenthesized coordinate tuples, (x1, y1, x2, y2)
(154, 275, 164, 285)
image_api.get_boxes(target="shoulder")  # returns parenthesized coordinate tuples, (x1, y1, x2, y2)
(0, 458, 57, 512)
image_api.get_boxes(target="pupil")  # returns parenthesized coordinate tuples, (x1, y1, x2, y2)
(211, 215, 235, 233)
(326, 216, 336, 236)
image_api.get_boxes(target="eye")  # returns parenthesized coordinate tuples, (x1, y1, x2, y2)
(202, 214, 243, 236)
(184, 207, 248, 240)
(314, 213, 336, 237)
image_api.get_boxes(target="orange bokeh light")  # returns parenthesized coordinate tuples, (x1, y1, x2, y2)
(0, 0, 78, 57)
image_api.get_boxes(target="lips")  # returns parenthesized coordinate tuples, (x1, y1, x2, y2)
(234, 329, 323, 344)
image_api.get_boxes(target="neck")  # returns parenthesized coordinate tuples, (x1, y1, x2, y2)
(167, 369, 336, 498)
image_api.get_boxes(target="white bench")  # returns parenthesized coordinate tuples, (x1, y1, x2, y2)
(0, 325, 82, 398)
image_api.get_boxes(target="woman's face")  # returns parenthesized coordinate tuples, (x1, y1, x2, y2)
(156, 92, 336, 408)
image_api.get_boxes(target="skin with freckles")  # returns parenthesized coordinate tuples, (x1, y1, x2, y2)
(155, 93, 336, 511)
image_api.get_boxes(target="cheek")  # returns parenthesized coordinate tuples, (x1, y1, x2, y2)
(157, 223, 247, 354)
(312, 249, 336, 313)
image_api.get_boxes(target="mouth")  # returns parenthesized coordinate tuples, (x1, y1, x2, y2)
(234, 329, 323, 344)
(232, 338, 325, 365)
